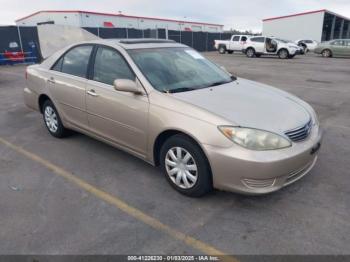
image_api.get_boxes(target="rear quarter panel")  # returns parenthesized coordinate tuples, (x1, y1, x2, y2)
(24, 65, 50, 111)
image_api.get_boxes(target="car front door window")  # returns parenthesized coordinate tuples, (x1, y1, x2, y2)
(93, 47, 135, 85)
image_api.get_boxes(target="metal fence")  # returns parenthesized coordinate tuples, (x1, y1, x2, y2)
(0, 26, 232, 65)
(0, 26, 40, 65)
(83, 27, 232, 52)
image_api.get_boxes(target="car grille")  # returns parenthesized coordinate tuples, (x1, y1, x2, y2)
(285, 119, 312, 142)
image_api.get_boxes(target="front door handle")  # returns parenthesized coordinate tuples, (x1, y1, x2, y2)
(87, 89, 99, 97)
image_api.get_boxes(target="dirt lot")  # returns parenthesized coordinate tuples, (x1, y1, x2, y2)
(0, 53, 349, 256)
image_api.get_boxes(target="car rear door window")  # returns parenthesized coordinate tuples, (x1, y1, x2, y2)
(93, 47, 135, 85)
(241, 36, 248, 42)
(52, 57, 63, 72)
(60, 45, 93, 78)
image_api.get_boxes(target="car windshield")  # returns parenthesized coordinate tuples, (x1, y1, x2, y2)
(128, 47, 233, 93)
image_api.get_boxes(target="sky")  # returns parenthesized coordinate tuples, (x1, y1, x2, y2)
(0, 0, 350, 32)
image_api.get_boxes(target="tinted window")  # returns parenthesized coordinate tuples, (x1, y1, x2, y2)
(305, 40, 313, 44)
(241, 36, 248, 41)
(52, 57, 63, 72)
(60, 45, 93, 78)
(250, 37, 265, 43)
(232, 36, 240, 41)
(93, 47, 135, 85)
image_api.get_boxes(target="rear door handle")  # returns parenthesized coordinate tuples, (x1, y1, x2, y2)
(47, 77, 55, 84)
(87, 89, 99, 97)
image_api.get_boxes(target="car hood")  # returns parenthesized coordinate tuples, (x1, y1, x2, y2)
(172, 78, 311, 133)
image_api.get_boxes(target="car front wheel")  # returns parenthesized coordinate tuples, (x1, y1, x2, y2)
(42, 100, 68, 138)
(278, 49, 289, 59)
(160, 134, 212, 197)
(322, 49, 332, 58)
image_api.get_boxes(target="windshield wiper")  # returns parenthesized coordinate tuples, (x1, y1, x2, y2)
(165, 87, 196, 93)
(207, 79, 233, 88)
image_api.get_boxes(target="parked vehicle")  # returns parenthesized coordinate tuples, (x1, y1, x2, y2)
(243, 36, 302, 59)
(214, 35, 249, 54)
(295, 39, 318, 52)
(314, 39, 350, 57)
(24, 39, 322, 197)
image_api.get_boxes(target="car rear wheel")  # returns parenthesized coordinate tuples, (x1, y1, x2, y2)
(278, 49, 289, 59)
(218, 46, 226, 54)
(228, 50, 234, 54)
(42, 100, 68, 138)
(246, 48, 255, 58)
(322, 49, 332, 58)
(160, 134, 212, 197)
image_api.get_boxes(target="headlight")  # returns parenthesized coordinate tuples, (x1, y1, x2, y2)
(218, 126, 292, 151)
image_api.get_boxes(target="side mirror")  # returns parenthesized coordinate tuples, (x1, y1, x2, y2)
(113, 79, 143, 94)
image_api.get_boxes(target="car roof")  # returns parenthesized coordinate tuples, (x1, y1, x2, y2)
(90, 38, 188, 50)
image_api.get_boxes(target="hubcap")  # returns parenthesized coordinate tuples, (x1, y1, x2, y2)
(165, 147, 198, 189)
(44, 106, 58, 133)
(280, 50, 287, 58)
(247, 49, 253, 56)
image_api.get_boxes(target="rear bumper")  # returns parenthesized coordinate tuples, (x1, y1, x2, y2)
(204, 125, 323, 195)
(24, 87, 39, 111)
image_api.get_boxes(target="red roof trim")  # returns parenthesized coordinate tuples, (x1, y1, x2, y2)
(16, 10, 224, 27)
(263, 9, 326, 22)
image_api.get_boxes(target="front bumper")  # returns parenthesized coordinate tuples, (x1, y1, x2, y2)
(203, 125, 323, 195)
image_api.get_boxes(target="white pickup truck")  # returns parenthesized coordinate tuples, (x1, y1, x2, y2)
(214, 35, 249, 54)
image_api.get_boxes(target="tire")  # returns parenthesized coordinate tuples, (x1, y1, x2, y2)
(278, 49, 289, 59)
(246, 48, 255, 58)
(255, 54, 261, 58)
(160, 134, 212, 197)
(322, 49, 332, 58)
(42, 100, 69, 138)
(288, 54, 295, 59)
(218, 46, 226, 54)
(228, 50, 234, 54)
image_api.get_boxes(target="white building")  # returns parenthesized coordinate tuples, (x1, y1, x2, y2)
(15, 10, 224, 33)
(263, 9, 350, 42)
